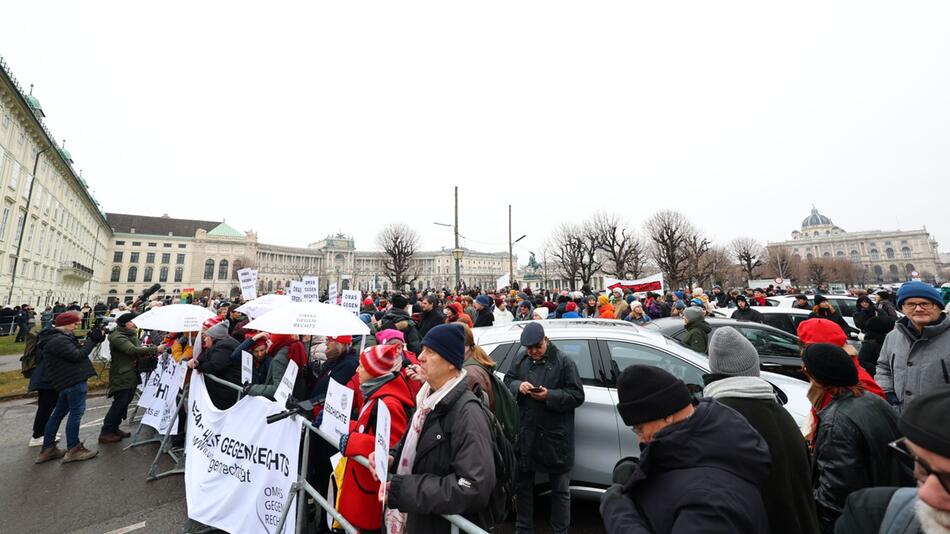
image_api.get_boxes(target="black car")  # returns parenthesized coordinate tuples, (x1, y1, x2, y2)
(645, 317, 806, 381)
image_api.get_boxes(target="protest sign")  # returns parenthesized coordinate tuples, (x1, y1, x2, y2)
(185, 374, 302, 534)
(141, 358, 184, 435)
(319, 378, 353, 442)
(241, 351, 253, 385)
(603, 273, 664, 294)
(237, 268, 258, 301)
(327, 283, 338, 304)
(193, 332, 203, 361)
(274, 359, 298, 406)
(375, 401, 391, 502)
(289, 281, 304, 303)
(496, 273, 510, 291)
(340, 290, 361, 316)
(137, 367, 163, 410)
(302, 276, 320, 302)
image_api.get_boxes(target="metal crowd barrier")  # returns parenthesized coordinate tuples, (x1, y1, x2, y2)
(273, 416, 489, 534)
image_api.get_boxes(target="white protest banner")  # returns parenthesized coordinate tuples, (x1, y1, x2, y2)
(273, 359, 298, 406)
(340, 290, 362, 316)
(193, 332, 203, 361)
(137, 367, 163, 410)
(603, 273, 665, 295)
(327, 283, 338, 304)
(241, 351, 253, 385)
(375, 401, 391, 502)
(237, 268, 258, 301)
(320, 378, 353, 442)
(141, 358, 184, 435)
(496, 273, 510, 291)
(185, 374, 301, 534)
(289, 281, 304, 303)
(302, 276, 320, 302)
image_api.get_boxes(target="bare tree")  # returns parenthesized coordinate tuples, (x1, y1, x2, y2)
(730, 238, 764, 282)
(805, 258, 830, 286)
(592, 211, 645, 279)
(645, 210, 706, 289)
(682, 232, 714, 288)
(763, 245, 795, 282)
(376, 223, 421, 290)
(700, 246, 741, 288)
(547, 223, 585, 291)
(577, 222, 605, 290)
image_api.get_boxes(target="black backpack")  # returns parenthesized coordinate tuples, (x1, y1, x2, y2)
(19, 331, 39, 378)
(463, 385, 517, 525)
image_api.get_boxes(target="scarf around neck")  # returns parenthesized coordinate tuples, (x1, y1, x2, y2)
(703, 376, 777, 400)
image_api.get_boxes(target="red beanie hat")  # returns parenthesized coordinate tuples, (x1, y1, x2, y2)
(328, 335, 352, 346)
(566, 302, 577, 312)
(54, 311, 82, 327)
(797, 318, 847, 347)
(360, 344, 400, 377)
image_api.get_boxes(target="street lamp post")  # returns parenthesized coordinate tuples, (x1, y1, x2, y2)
(8, 144, 51, 306)
(434, 186, 464, 291)
(508, 203, 526, 288)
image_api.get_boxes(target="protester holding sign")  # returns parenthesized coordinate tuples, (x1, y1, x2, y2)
(229, 331, 271, 386)
(243, 333, 307, 401)
(189, 320, 242, 409)
(379, 323, 496, 534)
(100, 313, 164, 443)
(337, 344, 415, 532)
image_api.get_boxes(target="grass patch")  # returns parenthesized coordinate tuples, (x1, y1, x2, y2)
(0, 328, 89, 356)
(0, 361, 109, 398)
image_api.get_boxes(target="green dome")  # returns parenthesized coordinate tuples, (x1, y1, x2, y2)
(208, 222, 244, 238)
(58, 147, 73, 163)
(26, 94, 45, 117)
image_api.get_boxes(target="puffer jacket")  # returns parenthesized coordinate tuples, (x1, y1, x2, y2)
(876, 313, 950, 413)
(812, 391, 913, 533)
(379, 309, 422, 355)
(503, 343, 585, 473)
(107, 327, 158, 394)
(387, 379, 496, 534)
(195, 337, 242, 409)
(601, 399, 771, 533)
(338, 374, 415, 531)
(733, 306, 764, 323)
(41, 328, 99, 391)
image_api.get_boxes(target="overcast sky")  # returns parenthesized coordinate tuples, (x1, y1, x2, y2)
(3, 1, 949, 263)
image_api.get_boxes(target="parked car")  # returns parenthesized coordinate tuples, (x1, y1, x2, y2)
(767, 294, 859, 330)
(474, 319, 811, 498)
(647, 317, 807, 380)
(713, 306, 814, 337)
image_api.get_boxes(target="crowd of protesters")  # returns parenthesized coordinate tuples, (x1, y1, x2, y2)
(20, 278, 950, 533)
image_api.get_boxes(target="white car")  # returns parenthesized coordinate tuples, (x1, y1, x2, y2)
(474, 319, 810, 497)
(767, 294, 860, 330)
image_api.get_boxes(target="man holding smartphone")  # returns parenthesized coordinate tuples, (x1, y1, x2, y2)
(504, 322, 585, 534)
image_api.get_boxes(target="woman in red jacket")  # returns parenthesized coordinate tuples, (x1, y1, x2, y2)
(336, 344, 415, 532)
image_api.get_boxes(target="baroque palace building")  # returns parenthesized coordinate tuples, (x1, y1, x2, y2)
(769, 207, 944, 284)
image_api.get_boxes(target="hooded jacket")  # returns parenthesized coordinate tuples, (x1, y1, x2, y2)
(380, 308, 423, 355)
(681, 318, 712, 354)
(107, 327, 158, 394)
(601, 399, 771, 533)
(852, 296, 878, 332)
(40, 328, 99, 391)
(875, 313, 950, 413)
(733, 305, 764, 323)
(339, 374, 415, 531)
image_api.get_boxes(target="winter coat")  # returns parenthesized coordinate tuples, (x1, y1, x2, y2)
(310, 351, 360, 405)
(473, 307, 494, 328)
(503, 343, 585, 473)
(387, 379, 496, 534)
(41, 328, 99, 391)
(339, 375, 415, 531)
(879, 299, 899, 319)
(876, 313, 950, 413)
(852, 297, 878, 332)
(733, 306, 764, 323)
(492, 308, 514, 325)
(812, 391, 912, 533)
(380, 309, 422, 355)
(857, 337, 883, 378)
(418, 308, 445, 337)
(598, 303, 615, 319)
(703, 377, 819, 534)
(612, 298, 629, 321)
(809, 308, 856, 336)
(195, 337, 242, 409)
(627, 313, 651, 326)
(561, 311, 580, 319)
(27, 329, 54, 391)
(107, 327, 158, 394)
(601, 399, 771, 534)
(834, 487, 921, 534)
(681, 318, 711, 354)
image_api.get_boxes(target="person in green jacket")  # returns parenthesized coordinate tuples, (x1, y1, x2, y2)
(681, 306, 711, 354)
(99, 313, 163, 443)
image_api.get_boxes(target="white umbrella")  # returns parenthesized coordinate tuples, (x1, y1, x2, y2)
(236, 294, 292, 319)
(131, 304, 216, 332)
(243, 301, 369, 336)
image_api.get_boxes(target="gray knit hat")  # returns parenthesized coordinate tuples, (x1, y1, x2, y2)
(683, 306, 704, 324)
(708, 327, 760, 377)
(205, 320, 231, 341)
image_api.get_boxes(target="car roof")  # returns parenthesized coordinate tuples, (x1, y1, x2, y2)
(474, 318, 669, 347)
(771, 294, 857, 301)
(649, 316, 798, 337)
(723, 306, 813, 315)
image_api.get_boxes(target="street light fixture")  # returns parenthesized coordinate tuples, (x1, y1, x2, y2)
(434, 186, 463, 290)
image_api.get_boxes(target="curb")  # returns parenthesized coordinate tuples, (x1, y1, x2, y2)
(0, 384, 109, 402)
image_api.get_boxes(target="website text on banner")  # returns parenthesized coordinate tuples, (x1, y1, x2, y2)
(603, 273, 665, 295)
(185, 374, 302, 534)
(238, 268, 258, 301)
(140, 358, 185, 435)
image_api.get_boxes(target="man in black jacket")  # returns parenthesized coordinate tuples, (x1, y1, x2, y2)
(473, 295, 494, 328)
(379, 294, 422, 354)
(418, 294, 444, 337)
(504, 323, 585, 534)
(703, 327, 819, 534)
(35, 311, 106, 464)
(189, 321, 241, 409)
(601, 365, 771, 533)
(732, 295, 764, 323)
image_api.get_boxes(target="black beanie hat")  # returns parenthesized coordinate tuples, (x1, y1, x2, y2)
(616, 365, 692, 426)
(899, 386, 950, 458)
(391, 294, 409, 309)
(802, 343, 858, 387)
(116, 312, 137, 327)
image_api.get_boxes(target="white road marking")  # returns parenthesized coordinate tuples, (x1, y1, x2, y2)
(103, 521, 147, 534)
(78, 417, 104, 429)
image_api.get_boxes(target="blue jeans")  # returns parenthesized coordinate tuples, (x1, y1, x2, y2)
(44, 382, 88, 449)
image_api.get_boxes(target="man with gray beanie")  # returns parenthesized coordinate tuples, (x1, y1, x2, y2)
(703, 327, 819, 534)
(681, 306, 711, 354)
(190, 320, 241, 409)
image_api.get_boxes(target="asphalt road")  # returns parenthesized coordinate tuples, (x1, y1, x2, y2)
(1, 394, 605, 534)
(0, 353, 22, 373)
